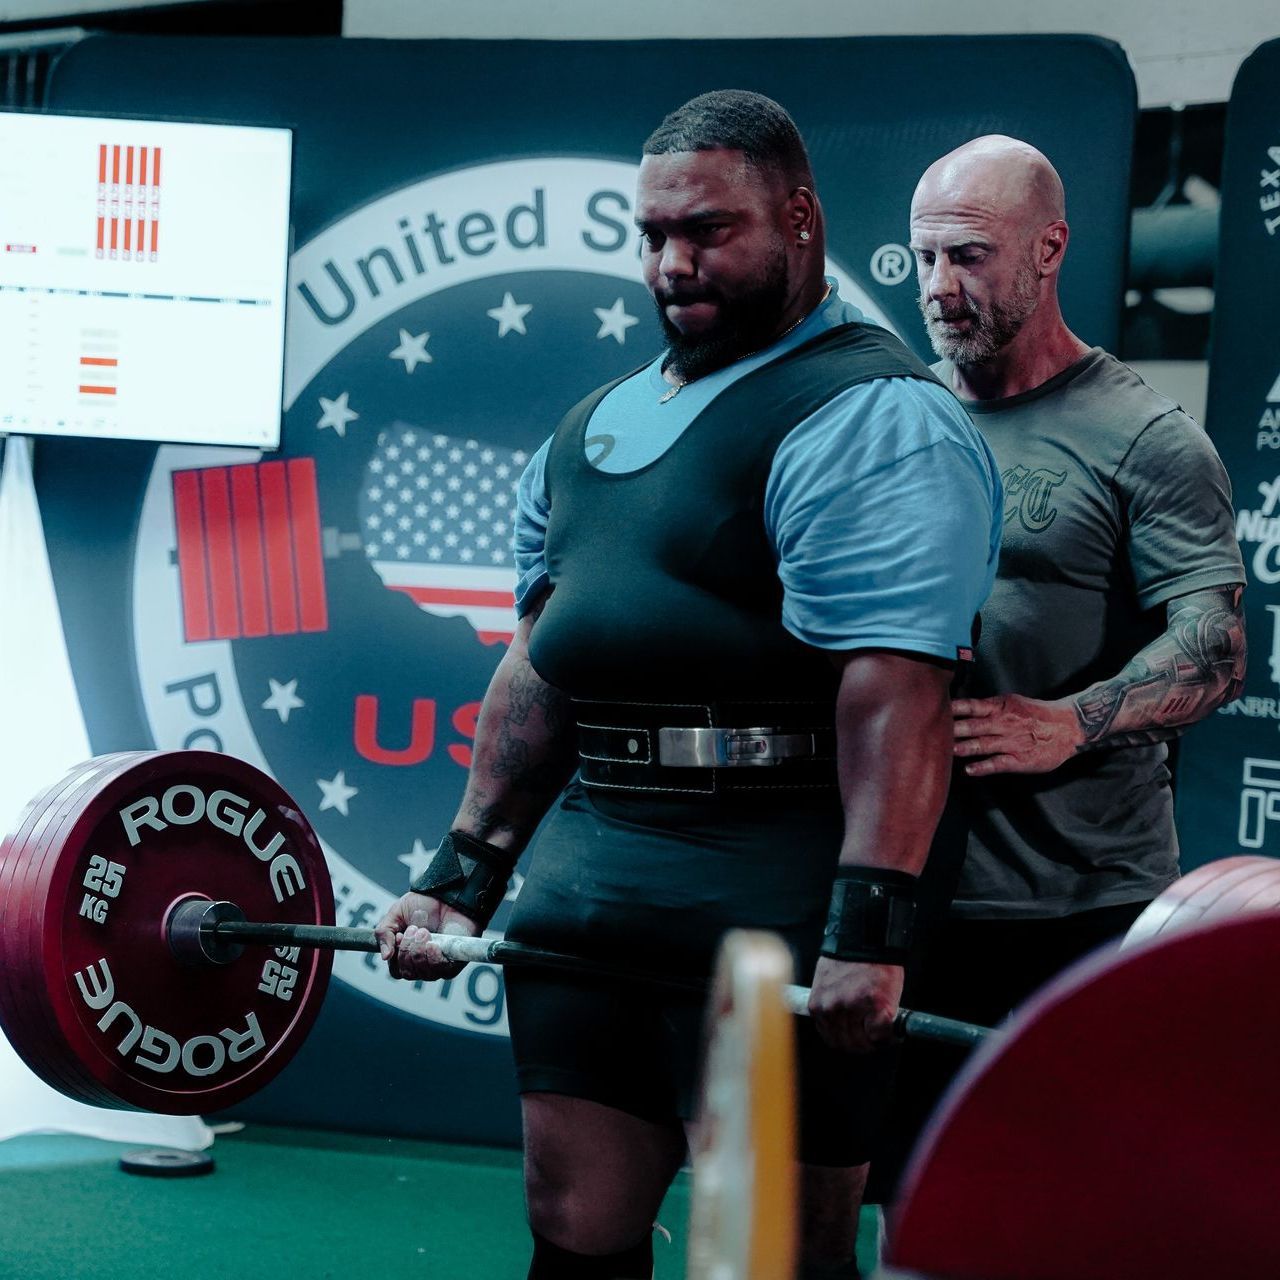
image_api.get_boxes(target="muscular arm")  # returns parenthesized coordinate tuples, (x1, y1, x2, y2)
(809, 650, 955, 1051)
(376, 593, 576, 974)
(954, 585, 1247, 776)
(454, 593, 578, 853)
(832, 651, 955, 873)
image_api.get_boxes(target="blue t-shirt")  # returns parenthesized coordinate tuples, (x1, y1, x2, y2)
(514, 284, 1002, 660)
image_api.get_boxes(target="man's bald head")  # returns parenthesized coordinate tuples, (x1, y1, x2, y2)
(912, 135, 1065, 233)
(909, 135, 1071, 367)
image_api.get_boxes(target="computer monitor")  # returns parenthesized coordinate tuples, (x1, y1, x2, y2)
(0, 109, 292, 449)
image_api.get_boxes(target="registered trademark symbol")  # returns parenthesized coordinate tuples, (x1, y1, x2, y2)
(870, 243, 912, 286)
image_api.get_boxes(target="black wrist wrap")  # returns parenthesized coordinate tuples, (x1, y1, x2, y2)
(820, 866, 919, 965)
(409, 830, 517, 921)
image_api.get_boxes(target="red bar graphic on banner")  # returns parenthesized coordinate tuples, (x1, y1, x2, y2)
(259, 462, 300, 634)
(171, 462, 329, 643)
(229, 465, 270, 638)
(200, 468, 240, 640)
(172, 471, 213, 642)
(287, 459, 328, 633)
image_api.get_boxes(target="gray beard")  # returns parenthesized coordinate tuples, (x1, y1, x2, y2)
(920, 261, 1040, 366)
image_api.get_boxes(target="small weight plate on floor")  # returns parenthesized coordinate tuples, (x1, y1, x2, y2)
(119, 1147, 215, 1177)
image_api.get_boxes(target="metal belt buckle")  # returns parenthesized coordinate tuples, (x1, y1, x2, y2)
(656, 726, 814, 768)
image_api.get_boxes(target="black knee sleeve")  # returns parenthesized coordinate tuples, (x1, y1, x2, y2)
(526, 1229, 653, 1279)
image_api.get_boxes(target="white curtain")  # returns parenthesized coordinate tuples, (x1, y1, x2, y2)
(0, 435, 211, 1148)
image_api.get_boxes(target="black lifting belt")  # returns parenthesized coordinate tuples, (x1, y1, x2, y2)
(573, 699, 838, 795)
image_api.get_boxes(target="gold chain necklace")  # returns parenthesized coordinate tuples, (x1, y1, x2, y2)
(658, 289, 828, 404)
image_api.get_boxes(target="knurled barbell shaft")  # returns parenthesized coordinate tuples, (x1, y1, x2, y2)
(206, 914, 993, 1050)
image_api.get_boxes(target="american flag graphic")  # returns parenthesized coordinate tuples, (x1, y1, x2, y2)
(360, 425, 525, 644)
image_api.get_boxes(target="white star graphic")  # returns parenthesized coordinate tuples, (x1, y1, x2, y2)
(317, 392, 358, 437)
(487, 291, 533, 337)
(317, 771, 358, 816)
(594, 297, 639, 344)
(262, 678, 304, 724)
(389, 329, 432, 373)
(398, 838, 435, 882)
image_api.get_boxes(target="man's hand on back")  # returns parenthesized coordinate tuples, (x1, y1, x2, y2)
(952, 693, 1082, 776)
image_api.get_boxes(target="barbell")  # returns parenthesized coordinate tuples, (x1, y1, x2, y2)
(0, 750, 988, 1117)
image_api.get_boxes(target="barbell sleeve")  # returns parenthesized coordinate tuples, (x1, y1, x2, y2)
(207, 915, 995, 1047)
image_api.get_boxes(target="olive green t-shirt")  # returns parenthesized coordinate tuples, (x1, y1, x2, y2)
(937, 348, 1245, 918)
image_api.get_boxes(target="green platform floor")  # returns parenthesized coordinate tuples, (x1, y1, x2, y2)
(0, 1125, 882, 1278)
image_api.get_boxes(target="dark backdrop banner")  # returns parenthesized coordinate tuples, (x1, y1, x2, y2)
(41, 34, 1135, 1141)
(1175, 39, 1280, 872)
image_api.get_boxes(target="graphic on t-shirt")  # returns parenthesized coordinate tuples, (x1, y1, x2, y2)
(1001, 463, 1068, 532)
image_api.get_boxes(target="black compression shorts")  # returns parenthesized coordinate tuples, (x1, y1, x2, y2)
(503, 780, 968, 1168)
(506, 967, 901, 1167)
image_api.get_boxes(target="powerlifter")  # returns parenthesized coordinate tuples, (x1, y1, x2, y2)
(376, 90, 1002, 1280)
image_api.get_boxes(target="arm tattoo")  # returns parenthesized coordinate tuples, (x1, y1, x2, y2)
(504, 661, 571, 737)
(1073, 587, 1247, 750)
(462, 649, 576, 838)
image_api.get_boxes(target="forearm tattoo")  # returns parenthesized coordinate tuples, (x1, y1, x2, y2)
(1073, 587, 1247, 750)
(463, 650, 575, 836)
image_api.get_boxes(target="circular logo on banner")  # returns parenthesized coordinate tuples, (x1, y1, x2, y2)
(130, 157, 895, 1036)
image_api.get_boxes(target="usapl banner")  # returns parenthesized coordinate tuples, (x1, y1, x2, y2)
(1174, 38, 1280, 873)
(40, 34, 1135, 1140)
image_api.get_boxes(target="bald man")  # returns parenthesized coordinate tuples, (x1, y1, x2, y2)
(879, 136, 1247, 1177)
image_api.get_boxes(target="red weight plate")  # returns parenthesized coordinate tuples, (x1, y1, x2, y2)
(23, 755, 163, 1107)
(16, 752, 288, 1111)
(4, 756, 150, 1105)
(33, 751, 334, 1114)
(1156, 860, 1280, 937)
(14, 753, 241, 1109)
(891, 914, 1280, 1280)
(0, 759, 95, 1093)
(1188, 862, 1280, 925)
(9, 757, 149, 1103)
(0, 756, 136, 1103)
(1124, 857, 1280, 947)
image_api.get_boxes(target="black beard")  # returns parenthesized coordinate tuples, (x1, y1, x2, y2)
(656, 248, 791, 383)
